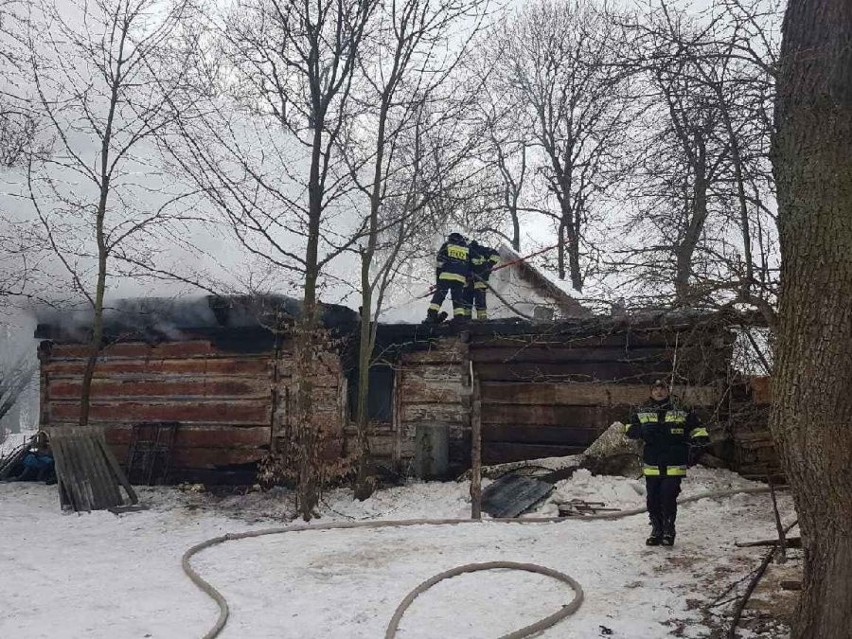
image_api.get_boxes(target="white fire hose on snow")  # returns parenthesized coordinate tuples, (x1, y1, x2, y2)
(182, 485, 775, 639)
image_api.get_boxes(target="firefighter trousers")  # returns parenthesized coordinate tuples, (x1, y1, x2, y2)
(646, 475, 682, 522)
(429, 281, 469, 318)
(464, 285, 488, 320)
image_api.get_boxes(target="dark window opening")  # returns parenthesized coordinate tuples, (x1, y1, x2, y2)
(349, 366, 395, 422)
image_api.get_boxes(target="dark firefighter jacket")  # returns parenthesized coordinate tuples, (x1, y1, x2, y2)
(469, 244, 501, 289)
(626, 398, 709, 477)
(436, 238, 470, 285)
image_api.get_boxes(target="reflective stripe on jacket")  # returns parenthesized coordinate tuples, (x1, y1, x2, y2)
(625, 398, 708, 476)
(469, 245, 500, 289)
(436, 240, 469, 284)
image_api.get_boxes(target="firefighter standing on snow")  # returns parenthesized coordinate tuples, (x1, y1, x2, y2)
(466, 241, 501, 320)
(425, 232, 471, 323)
(626, 380, 709, 546)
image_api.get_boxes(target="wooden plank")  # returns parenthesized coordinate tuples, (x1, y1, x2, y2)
(403, 348, 464, 364)
(51, 341, 223, 360)
(274, 361, 343, 380)
(45, 358, 270, 378)
(110, 444, 266, 469)
(471, 376, 482, 519)
(400, 403, 467, 424)
(69, 436, 95, 511)
(273, 384, 340, 405)
(470, 346, 673, 364)
(80, 434, 111, 509)
(49, 377, 270, 400)
(393, 369, 403, 466)
(343, 422, 395, 435)
(480, 382, 720, 407)
(398, 378, 465, 404)
(104, 425, 271, 448)
(95, 435, 125, 509)
(67, 432, 95, 511)
(358, 435, 416, 458)
(95, 436, 137, 504)
(400, 366, 465, 384)
(483, 442, 588, 465)
(481, 404, 626, 428)
(49, 434, 85, 510)
(470, 331, 726, 350)
(483, 424, 603, 446)
(50, 400, 270, 425)
(475, 362, 671, 383)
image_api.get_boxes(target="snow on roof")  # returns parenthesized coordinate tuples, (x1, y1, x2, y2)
(496, 244, 591, 318)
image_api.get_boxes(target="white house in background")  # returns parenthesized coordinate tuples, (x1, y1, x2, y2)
(486, 245, 591, 320)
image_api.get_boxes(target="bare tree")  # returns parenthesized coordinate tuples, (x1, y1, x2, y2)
(25, 0, 196, 426)
(611, 0, 779, 322)
(470, 79, 531, 251)
(0, 110, 36, 168)
(1, 1, 39, 167)
(0, 352, 35, 424)
(164, 0, 377, 519)
(770, 0, 852, 636)
(481, 0, 634, 292)
(0, 3, 47, 302)
(342, 0, 487, 497)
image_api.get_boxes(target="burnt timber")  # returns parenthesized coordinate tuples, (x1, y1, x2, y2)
(368, 312, 740, 473)
(35, 298, 771, 483)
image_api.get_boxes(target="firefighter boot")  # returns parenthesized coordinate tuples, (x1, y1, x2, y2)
(423, 308, 439, 324)
(661, 516, 676, 546)
(646, 516, 663, 546)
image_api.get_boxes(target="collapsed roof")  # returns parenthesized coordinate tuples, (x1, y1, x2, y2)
(34, 295, 359, 344)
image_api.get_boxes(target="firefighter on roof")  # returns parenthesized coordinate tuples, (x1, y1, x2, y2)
(425, 232, 471, 323)
(626, 380, 709, 546)
(466, 241, 501, 320)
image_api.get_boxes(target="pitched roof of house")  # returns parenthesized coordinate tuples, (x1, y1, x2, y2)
(496, 245, 592, 318)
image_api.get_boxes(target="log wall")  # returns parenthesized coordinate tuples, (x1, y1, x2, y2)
(361, 323, 735, 471)
(40, 318, 759, 481)
(467, 329, 731, 464)
(40, 338, 346, 477)
(727, 376, 783, 482)
(354, 340, 468, 472)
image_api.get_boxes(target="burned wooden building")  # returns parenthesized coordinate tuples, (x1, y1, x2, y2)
(35, 296, 357, 483)
(35, 296, 767, 483)
(360, 313, 736, 475)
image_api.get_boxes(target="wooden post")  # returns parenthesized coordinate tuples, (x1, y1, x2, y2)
(470, 361, 482, 520)
(392, 368, 403, 471)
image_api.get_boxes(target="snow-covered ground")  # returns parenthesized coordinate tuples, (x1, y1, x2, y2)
(0, 468, 797, 639)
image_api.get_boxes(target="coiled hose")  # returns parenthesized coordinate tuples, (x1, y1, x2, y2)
(182, 486, 773, 639)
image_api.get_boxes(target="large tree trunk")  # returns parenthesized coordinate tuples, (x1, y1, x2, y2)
(80, 174, 111, 427)
(354, 96, 389, 502)
(771, 1, 852, 637)
(293, 121, 326, 521)
(79, 258, 106, 427)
